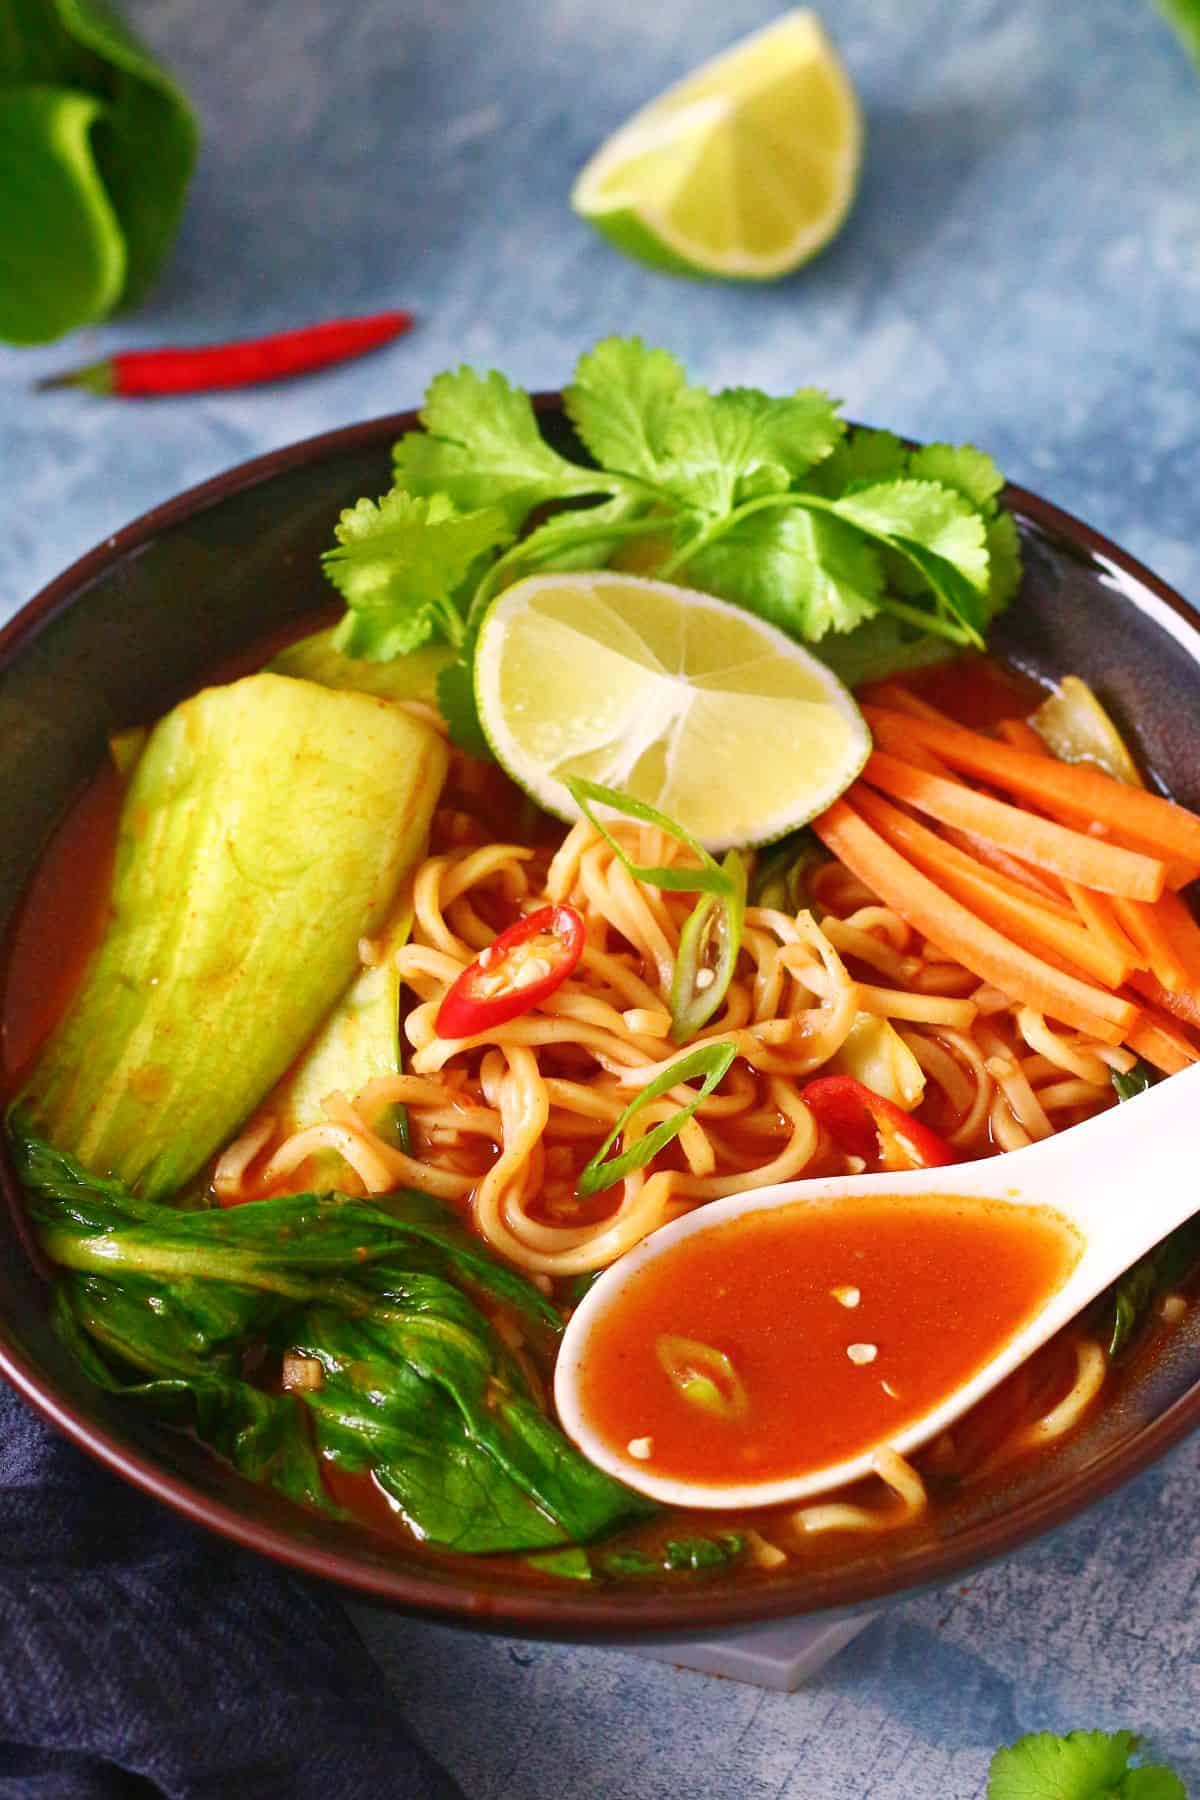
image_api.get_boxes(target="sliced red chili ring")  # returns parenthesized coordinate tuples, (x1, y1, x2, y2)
(801, 1074, 958, 1173)
(435, 903, 585, 1039)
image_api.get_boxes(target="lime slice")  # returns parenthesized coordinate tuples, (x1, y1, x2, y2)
(474, 572, 870, 850)
(572, 9, 862, 281)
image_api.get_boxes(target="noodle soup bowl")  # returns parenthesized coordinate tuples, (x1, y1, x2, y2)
(2, 401, 1200, 1639)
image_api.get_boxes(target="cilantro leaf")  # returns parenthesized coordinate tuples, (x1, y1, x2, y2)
(986, 509, 1024, 612)
(1123, 1770, 1188, 1799)
(323, 492, 511, 660)
(663, 385, 843, 513)
(907, 442, 1006, 511)
(394, 367, 597, 523)
(812, 427, 908, 495)
(689, 506, 882, 639)
(988, 1730, 1186, 1800)
(831, 480, 990, 592)
(507, 495, 654, 577)
(321, 339, 1023, 705)
(830, 479, 991, 642)
(564, 336, 686, 481)
(812, 433, 1021, 627)
(436, 654, 492, 758)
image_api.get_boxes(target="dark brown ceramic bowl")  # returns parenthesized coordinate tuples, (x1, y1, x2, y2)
(3, 401, 1200, 1642)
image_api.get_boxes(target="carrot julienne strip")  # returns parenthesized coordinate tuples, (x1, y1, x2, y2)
(1065, 881, 1147, 973)
(995, 716, 1153, 968)
(940, 823, 1069, 904)
(1146, 889, 1200, 990)
(863, 705, 1200, 871)
(1111, 897, 1189, 993)
(862, 750, 1167, 901)
(1130, 970, 1200, 1031)
(1124, 1010, 1200, 1075)
(849, 786, 1135, 989)
(995, 718, 1045, 755)
(811, 797, 1137, 1042)
(864, 684, 957, 726)
(875, 711, 1071, 901)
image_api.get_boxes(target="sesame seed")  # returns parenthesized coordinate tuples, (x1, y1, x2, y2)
(881, 1380, 899, 1398)
(627, 1436, 654, 1461)
(694, 968, 716, 990)
(847, 1343, 877, 1366)
(830, 1284, 861, 1309)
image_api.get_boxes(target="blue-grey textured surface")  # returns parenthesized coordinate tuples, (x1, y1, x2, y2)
(3, 0, 1200, 1792)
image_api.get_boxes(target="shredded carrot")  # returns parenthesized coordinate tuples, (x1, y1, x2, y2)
(1111, 897, 1189, 993)
(1065, 882, 1146, 973)
(994, 718, 1152, 968)
(1124, 1010, 1200, 1074)
(812, 798, 1137, 1043)
(936, 829, 1075, 915)
(939, 825, 1068, 903)
(1130, 970, 1200, 1031)
(850, 786, 1135, 989)
(873, 707, 1065, 900)
(863, 705, 1200, 874)
(996, 718, 1045, 755)
(862, 751, 1167, 901)
(865, 684, 956, 726)
(1147, 889, 1200, 990)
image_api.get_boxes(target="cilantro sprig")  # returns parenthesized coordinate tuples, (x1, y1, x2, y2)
(321, 337, 1022, 750)
(988, 1729, 1185, 1799)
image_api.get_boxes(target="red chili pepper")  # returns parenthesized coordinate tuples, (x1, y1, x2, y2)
(801, 1074, 958, 1173)
(436, 904, 586, 1039)
(37, 310, 413, 398)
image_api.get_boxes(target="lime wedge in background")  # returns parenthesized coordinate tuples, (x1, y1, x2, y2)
(474, 572, 870, 850)
(571, 9, 862, 281)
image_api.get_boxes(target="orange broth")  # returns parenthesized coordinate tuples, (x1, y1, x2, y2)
(578, 1194, 1081, 1488)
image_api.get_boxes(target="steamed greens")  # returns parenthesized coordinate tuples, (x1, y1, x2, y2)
(20, 674, 445, 1200)
(318, 337, 1022, 749)
(16, 1128, 653, 1553)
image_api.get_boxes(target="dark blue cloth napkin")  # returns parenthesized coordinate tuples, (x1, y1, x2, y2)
(0, 1380, 465, 1800)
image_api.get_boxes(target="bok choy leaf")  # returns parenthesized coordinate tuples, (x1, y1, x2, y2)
(14, 1125, 654, 1553)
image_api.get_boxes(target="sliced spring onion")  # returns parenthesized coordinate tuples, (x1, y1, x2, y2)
(656, 1334, 748, 1421)
(576, 1040, 736, 1196)
(1111, 1059, 1155, 1104)
(565, 775, 735, 896)
(670, 850, 746, 1043)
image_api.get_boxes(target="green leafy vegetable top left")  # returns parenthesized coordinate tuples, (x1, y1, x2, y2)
(0, 0, 198, 343)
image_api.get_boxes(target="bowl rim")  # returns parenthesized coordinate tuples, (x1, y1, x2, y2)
(3, 399, 1200, 1639)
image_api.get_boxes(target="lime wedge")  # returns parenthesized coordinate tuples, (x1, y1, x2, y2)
(474, 572, 870, 850)
(572, 9, 862, 281)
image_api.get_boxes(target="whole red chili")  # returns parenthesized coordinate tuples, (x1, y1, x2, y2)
(801, 1074, 958, 1173)
(37, 309, 413, 397)
(436, 904, 586, 1040)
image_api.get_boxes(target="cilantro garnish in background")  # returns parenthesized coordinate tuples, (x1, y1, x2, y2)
(0, 0, 197, 344)
(988, 1729, 1187, 1799)
(320, 336, 1022, 750)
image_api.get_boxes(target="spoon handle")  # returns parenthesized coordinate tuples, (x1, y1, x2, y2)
(1005, 1059, 1200, 1276)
